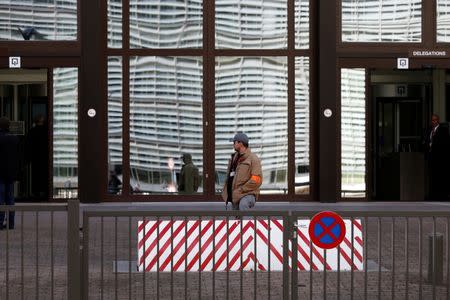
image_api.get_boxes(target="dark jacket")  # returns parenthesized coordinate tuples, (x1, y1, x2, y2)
(0, 130, 20, 182)
(178, 154, 200, 193)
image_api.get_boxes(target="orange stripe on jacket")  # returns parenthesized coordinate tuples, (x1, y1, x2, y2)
(250, 175, 262, 185)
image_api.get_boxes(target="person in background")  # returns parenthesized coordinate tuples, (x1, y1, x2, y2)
(0, 117, 19, 230)
(178, 153, 200, 194)
(222, 132, 262, 210)
(424, 114, 450, 200)
(26, 114, 48, 200)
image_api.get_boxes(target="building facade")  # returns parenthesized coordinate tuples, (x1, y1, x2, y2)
(0, 1, 449, 202)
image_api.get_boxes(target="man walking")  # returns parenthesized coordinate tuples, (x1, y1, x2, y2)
(0, 117, 19, 230)
(222, 132, 262, 210)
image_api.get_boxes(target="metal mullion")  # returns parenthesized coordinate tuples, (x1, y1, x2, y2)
(286, 0, 295, 199)
(203, 0, 215, 199)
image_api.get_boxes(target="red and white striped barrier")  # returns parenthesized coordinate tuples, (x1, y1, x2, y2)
(137, 219, 363, 272)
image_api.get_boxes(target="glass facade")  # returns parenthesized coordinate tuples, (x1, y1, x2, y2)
(341, 68, 366, 198)
(129, 0, 203, 49)
(437, 0, 450, 42)
(129, 56, 203, 194)
(295, 56, 309, 194)
(108, 57, 123, 195)
(215, 57, 288, 194)
(341, 0, 422, 42)
(0, 0, 77, 41)
(53, 68, 78, 199)
(215, 0, 287, 49)
(108, 0, 122, 48)
(295, 0, 309, 49)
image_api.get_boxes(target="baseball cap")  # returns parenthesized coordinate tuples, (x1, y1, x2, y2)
(229, 132, 249, 144)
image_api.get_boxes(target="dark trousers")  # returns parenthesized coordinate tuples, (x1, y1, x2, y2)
(0, 179, 15, 228)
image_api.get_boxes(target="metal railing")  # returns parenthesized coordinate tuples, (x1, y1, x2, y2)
(1, 201, 450, 299)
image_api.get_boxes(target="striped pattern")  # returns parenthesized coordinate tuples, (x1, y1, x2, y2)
(137, 219, 363, 272)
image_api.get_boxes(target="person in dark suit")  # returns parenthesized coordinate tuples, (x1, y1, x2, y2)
(0, 117, 20, 230)
(425, 114, 450, 200)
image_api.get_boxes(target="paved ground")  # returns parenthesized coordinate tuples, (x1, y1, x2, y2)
(0, 201, 450, 299)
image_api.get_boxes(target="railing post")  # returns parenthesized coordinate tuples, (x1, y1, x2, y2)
(67, 199, 80, 300)
(283, 213, 292, 300)
(291, 216, 298, 300)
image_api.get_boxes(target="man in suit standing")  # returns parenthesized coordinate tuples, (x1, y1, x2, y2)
(425, 114, 450, 200)
(0, 117, 19, 229)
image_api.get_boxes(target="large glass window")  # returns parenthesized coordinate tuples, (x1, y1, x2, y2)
(53, 68, 78, 199)
(215, 57, 288, 194)
(0, 0, 77, 41)
(129, 0, 203, 49)
(215, 0, 287, 49)
(437, 0, 450, 42)
(295, 0, 309, 49)
(295, 57, 309, 194)
(129, 56, 203, 194)
(341, 68, 366, 198)
(341, 0, 422, 42)
(108, 57, 123, 195)
(108, 0, 122, 48)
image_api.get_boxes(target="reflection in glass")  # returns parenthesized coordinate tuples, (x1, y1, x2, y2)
(295, 57, 309, 194)
(0, 1, 77, 41)
(215, 0, 287, 49)
(53, 68, 78, 199)
(108, 57, 122, 195)
(129, 0, 202, 49)
(129, 56, 203, 194)
(341, 68, 366, 198)
(342, 0, 421, 42)
(215, 57, 288, 194)
(295, 0, 309, 49)
(437, 0, 450, 42)
(108, 0, 122, 48)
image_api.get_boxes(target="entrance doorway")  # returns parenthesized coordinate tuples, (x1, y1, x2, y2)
(370, 69, 449, 201)
(0, 69, 49, 201)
